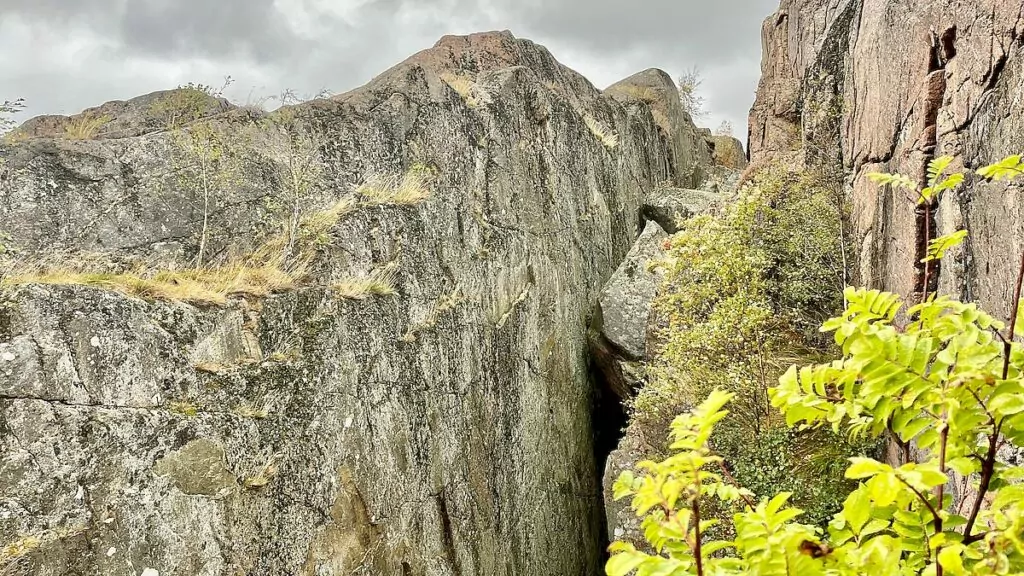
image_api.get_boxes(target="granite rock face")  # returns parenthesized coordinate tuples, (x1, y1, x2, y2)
(749, 0, 1024, 313)
(0, 32, 713, 576)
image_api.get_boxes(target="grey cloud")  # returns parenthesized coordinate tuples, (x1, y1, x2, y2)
(118, 0, 308, 61)
(1, 0, 779, 144)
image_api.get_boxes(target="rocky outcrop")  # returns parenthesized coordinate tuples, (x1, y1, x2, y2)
(0, 32, 715, 575)
(749, 0, 1024, 316)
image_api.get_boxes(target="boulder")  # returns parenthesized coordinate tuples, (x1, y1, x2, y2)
(596, 221, 667, 362)
(642, 187, 722, 234)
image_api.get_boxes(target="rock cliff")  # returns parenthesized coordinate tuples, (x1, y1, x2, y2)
(0, 32, 714, 576)
(749, 0, 1024, 315)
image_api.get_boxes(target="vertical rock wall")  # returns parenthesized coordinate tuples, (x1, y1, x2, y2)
(0, 32, 713, 576)
(750, 0, 1024, 317)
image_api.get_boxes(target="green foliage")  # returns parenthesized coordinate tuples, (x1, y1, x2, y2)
(633, 167, 866, 531)
(976, 155, 1024, 181)
(611, 155, 1024, 576)
(150, 78, 232, 129)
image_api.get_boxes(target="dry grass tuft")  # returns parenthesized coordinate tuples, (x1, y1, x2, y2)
(64, 114, 111, 140)
(233, 402, 271, 419)
(1, 261, 302, 306)
(400, 282, 465, 342)
(332, 263, 399, 300)
(1, 525, 87, 576)
(439, 72, 485, 108)
(619, 85, 661, 104)
(355, 164, 433, 205)
(243, 453, 283, 489)
(0, 168, 423, 306)
(583, 115, 619, 149)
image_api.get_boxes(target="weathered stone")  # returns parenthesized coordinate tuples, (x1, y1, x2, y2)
(152, 438, 239, 497)
(749, 0, 1024, 309)
(0, 31, 714, 575)
(598, 221, 667, 361)
(602, 419, 657, 551)
(642, 187, 722, 234)
(709, 134, 749, 170)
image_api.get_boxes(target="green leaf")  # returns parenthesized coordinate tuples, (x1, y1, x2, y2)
(922, 230, 968, 263)
(606, 548, 648, 576)
(868, 171, 918, 192)
(927, 156, 954, 187)
(977, 154, 1024, 181)
(846, 458, 890, 480)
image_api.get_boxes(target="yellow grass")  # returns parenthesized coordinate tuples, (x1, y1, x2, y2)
(439, 72, 483, 107)
(619, 85, 660, 104)
(1, 525, 87, 575)
(1, 262, 301, 306)
(64, 114, 111, 140)
(355, 165, 433, 205)
(332, 264, 399, 300)
(233, 402, 270, 419)
(584, 115, 619, 149)
(0, 169, 422, 306)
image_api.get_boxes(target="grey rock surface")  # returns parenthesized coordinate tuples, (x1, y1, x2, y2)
(597, 221, 667, 362)
(0, 31, 714, 576)
(642, 187, 722, 234)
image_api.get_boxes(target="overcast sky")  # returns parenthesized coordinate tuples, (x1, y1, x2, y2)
(1, 0, 779, 143)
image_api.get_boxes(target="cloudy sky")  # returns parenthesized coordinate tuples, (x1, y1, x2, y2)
(1, 0, 779, 142)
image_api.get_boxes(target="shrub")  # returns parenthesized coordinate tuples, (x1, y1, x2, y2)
(609, 155, 1024, 576)
(634, 167, 863, 527)
(677, 67, 706, 118)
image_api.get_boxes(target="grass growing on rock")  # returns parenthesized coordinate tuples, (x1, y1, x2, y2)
(0, 165, 434, 305)
(439, 72, 484, 108)
(63, 114, 111, 140)
(583, 115, 619, 149)
(355, 164, 434, 205)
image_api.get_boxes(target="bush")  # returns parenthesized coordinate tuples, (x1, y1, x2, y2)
(632, 167, 861, 527)
(609, 156, 1024, 576)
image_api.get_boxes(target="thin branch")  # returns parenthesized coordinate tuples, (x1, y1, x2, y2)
(1002, 251, 1024, 380)
(897, 476, 942, 529)
(963, 421, 1003, 539)
(693, 497, 704, 576)
(716, 460, 757, 509)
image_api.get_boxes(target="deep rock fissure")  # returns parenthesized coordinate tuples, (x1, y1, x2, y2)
(587, 330, 630, 568)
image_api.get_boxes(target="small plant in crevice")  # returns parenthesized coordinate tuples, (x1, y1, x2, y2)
(584, 115, 620, 149)
(401, 282, 465, 343)
(608, 155, 1024, 576)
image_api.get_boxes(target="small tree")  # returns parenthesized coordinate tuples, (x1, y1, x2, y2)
(714, 120, 734, 137)
(678, 67, 707, 118)
(171, 121, 242, 266)
(609, 155, 1024, 576)
(1, 98, 25, 134)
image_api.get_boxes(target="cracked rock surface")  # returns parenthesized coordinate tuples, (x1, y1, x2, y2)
(0, 31, 713, 575)
(749, 0, 1024, 312)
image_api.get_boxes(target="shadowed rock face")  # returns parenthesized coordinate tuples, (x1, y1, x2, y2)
(0, 31, 713, 575)
(749, 0, 1024, 314)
